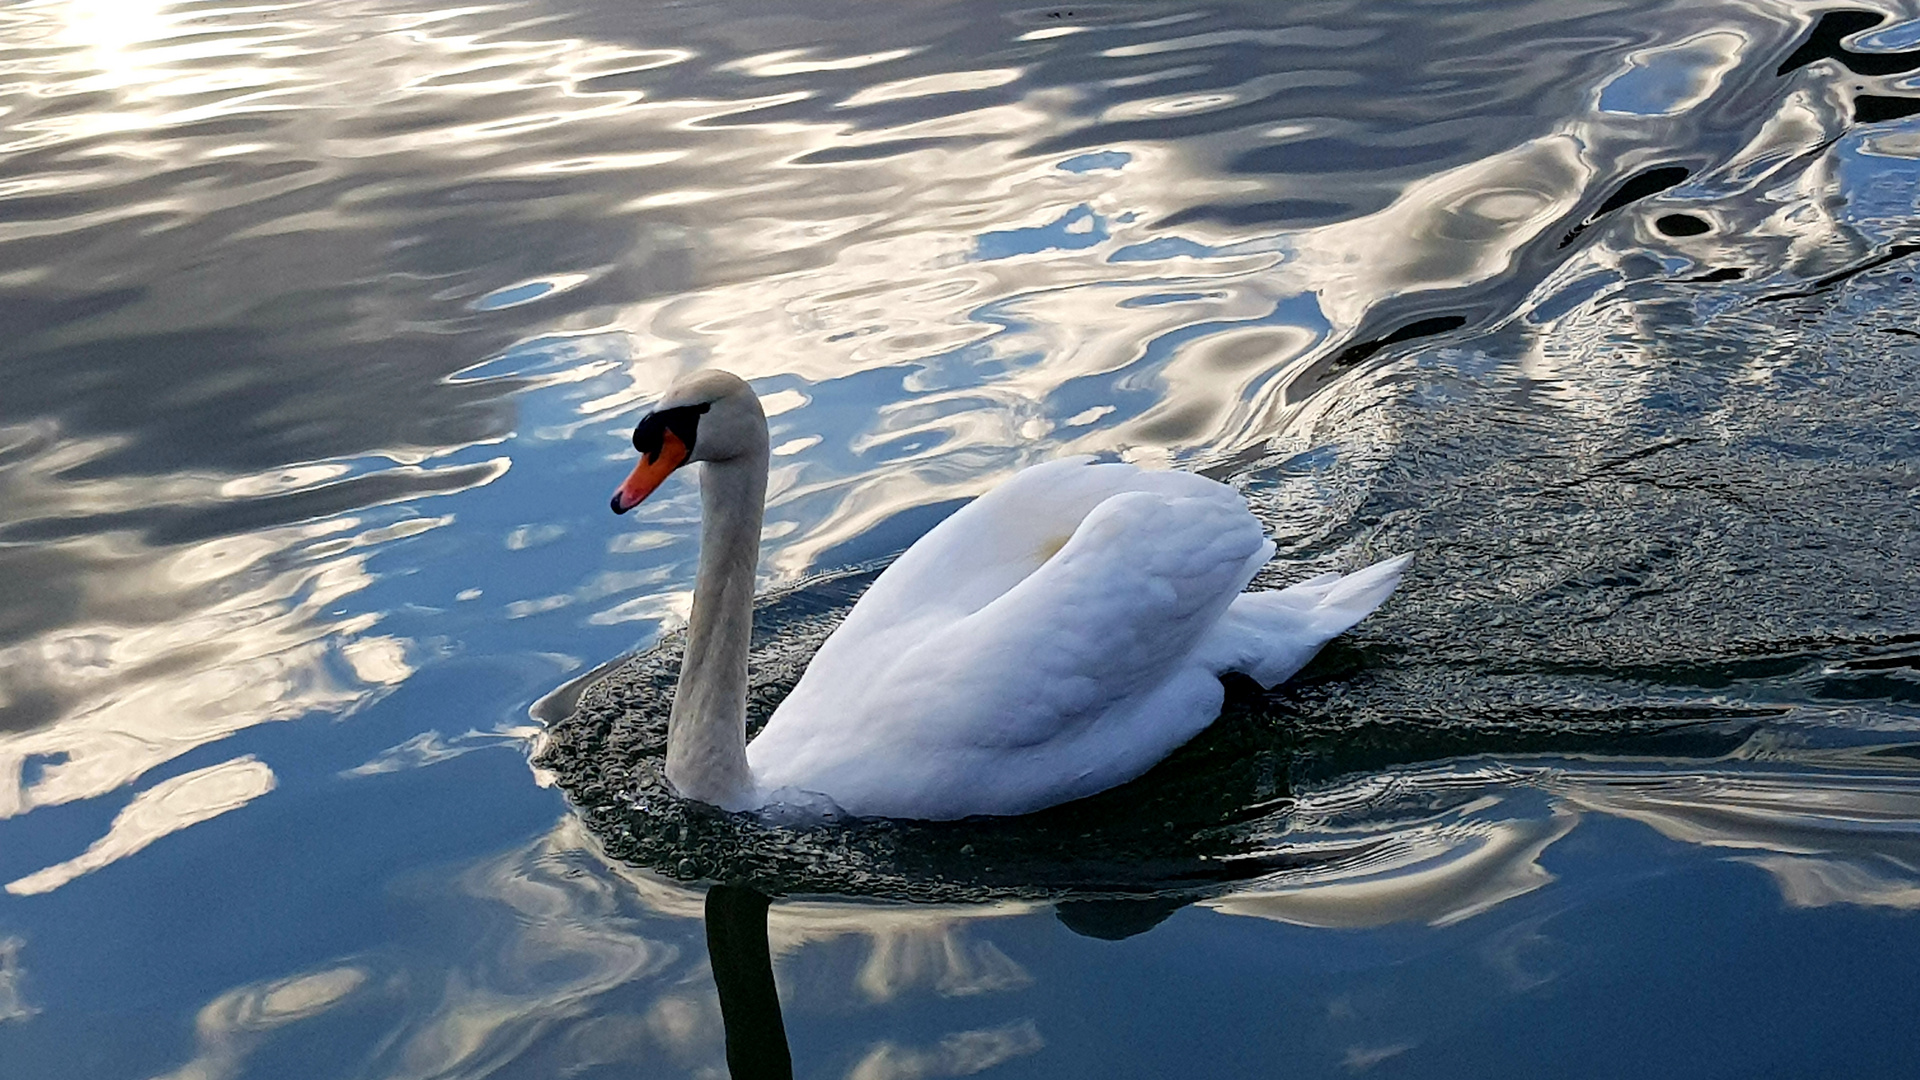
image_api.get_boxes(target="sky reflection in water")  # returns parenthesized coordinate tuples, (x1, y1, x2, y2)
(3, 0, 1920, 1076)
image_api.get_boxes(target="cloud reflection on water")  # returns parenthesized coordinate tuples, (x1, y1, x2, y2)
(1554, 768, 1920, 910)
(128, 752, 1920, 1078)
(6, 754, 275, 895)
(1215, 758, 1920, 930)
(326, 816, 1041, 1080)
(154, 966, 370, 1080)
(0, 508, 415, 817)
(0, 937, 33, 1024)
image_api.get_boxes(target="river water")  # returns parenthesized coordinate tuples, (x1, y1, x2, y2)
(5, 1, 1920, 1076)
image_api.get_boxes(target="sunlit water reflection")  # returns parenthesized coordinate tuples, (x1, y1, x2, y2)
(5, 0, 1920, 1075)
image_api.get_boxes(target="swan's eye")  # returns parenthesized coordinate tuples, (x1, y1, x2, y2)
(632, 402, 711, 461)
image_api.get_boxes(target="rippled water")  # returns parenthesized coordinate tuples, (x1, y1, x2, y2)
(6, 0, 1920, 1075)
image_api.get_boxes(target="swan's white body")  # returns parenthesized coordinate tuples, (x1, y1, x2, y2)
(613, 371, 1408, 821)
(750, 458, 1407, 818)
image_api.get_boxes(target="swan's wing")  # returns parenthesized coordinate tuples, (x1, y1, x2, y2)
(845, 457, 1139, 620)
(868, 482, 1272, 750)
(792, 457, 1232, 694)
(749, 476, 1274, 812)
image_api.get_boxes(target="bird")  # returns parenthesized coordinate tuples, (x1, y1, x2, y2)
(610, 368, 1409, 821)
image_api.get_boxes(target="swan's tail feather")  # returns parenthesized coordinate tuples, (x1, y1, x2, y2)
(1317, 552, 1413, 627)
(1197, 554, 1411, 689)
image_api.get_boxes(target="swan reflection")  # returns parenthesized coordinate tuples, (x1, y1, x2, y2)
(705, 885, 791, 1080)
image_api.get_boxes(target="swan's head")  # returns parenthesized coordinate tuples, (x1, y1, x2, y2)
(611, 369, 766, 514)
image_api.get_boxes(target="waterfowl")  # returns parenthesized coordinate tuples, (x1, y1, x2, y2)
(611, 369, 1408, 820)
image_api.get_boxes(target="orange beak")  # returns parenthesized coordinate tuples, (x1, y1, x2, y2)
(611, 429, 690, 514)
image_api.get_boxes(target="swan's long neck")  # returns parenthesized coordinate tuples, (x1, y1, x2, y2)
(665, 448, 767, 810)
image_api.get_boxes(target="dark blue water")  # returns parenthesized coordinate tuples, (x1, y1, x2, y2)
(4, 1, 1920, 1076)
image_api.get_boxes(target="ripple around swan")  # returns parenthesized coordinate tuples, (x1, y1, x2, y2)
(539, 561, 1920, 907)
(543, 579, 1920, 912)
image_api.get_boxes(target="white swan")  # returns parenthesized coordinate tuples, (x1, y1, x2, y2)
(610, 369, 1409, 820)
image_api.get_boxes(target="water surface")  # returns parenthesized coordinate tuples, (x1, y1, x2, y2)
(4, 1, 1920, 1076)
